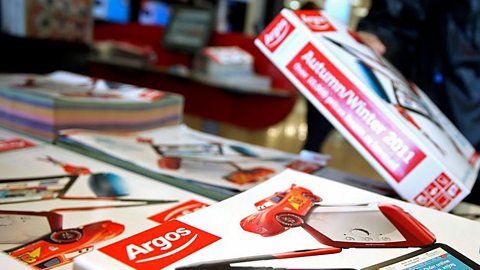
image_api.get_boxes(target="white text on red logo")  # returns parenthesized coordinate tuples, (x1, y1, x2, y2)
(300, 14, 331, 31)
(126, 227, 194, 263)
(264, 19, 290, 48)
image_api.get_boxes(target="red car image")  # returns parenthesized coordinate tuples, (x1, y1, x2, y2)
(8, 220, 124, 269)
(240, 185, 436, 248)
(240, 184, 321, 236)
(224, 167, 275, 185)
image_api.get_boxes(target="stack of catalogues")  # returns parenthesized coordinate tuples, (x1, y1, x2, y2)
(0, 71, 183, 141)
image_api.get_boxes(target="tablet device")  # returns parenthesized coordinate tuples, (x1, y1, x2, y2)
(362, 243, 480, 269)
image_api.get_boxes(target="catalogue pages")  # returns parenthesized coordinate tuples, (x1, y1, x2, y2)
(0, 133, 212, 270)
(59, 125, 327, 196)
(76, 169, 480, 270)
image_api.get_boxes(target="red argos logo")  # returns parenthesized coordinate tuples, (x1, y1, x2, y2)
(99, 220, 220, 269)
(260, 15, 295, 52)
(149, 200, 210, 224)
(139, 89, 166, 102)
(295, 11, 336, 32)
(469, 151, 479, 166)
(0, 138, 35, 153)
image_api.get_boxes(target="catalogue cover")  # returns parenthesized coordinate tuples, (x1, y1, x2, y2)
(255, 9, 480, 211)
(58, 125, 327, 199)
(0, 139, 213, 270)
(75, 169, 480, 270)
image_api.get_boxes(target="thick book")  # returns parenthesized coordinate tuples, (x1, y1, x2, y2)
(255, 9, 480, 211)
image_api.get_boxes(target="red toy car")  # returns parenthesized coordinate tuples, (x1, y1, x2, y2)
(240, 184, 321, 236)
(224, 167, 275, 185)
(240, 186, 436, 248)
(9, 220, 124, 269)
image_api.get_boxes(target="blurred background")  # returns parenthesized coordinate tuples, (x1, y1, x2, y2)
(0, 0, 380, 181)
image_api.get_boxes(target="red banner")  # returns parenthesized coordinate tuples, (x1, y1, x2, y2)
(0, 138, 35, 153)
(100, 220, 220, 269)
(258, 14, 295, 53)
(287, 43, 425, 182)
(294, 10, 336, 33)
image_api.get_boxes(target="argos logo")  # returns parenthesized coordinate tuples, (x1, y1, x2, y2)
(139, 89, 166, 102)
(0, 138, 35, 153)
(295, 11, 336, 32)
(264, 19, 289, 47)
(100, 220, 220, 269)
(469, 151, 479, 166)
(126, 227, 192, 262)
(259, 15, 295, 52)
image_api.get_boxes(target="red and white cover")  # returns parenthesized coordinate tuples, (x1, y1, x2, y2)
(202, 46, 254, 66)
(255, 9, 480, 211)
(193, 46, 257, 80)
(74, 169, 480, 269)
(0, 136, 213, 270)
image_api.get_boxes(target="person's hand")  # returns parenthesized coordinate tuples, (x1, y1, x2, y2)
(357, 31, 386, 55)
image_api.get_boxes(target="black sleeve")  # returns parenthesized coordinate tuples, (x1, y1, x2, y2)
(356, 0, 427, 73)
(443, 0, 480, 148)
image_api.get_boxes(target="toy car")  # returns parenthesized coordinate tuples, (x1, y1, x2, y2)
(285, 160, 323, 174)
(240, 184, 321, 236)
(224, 167, 275, 185)
(8, 220, 124, 269)
(240, 185, 436, 248)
